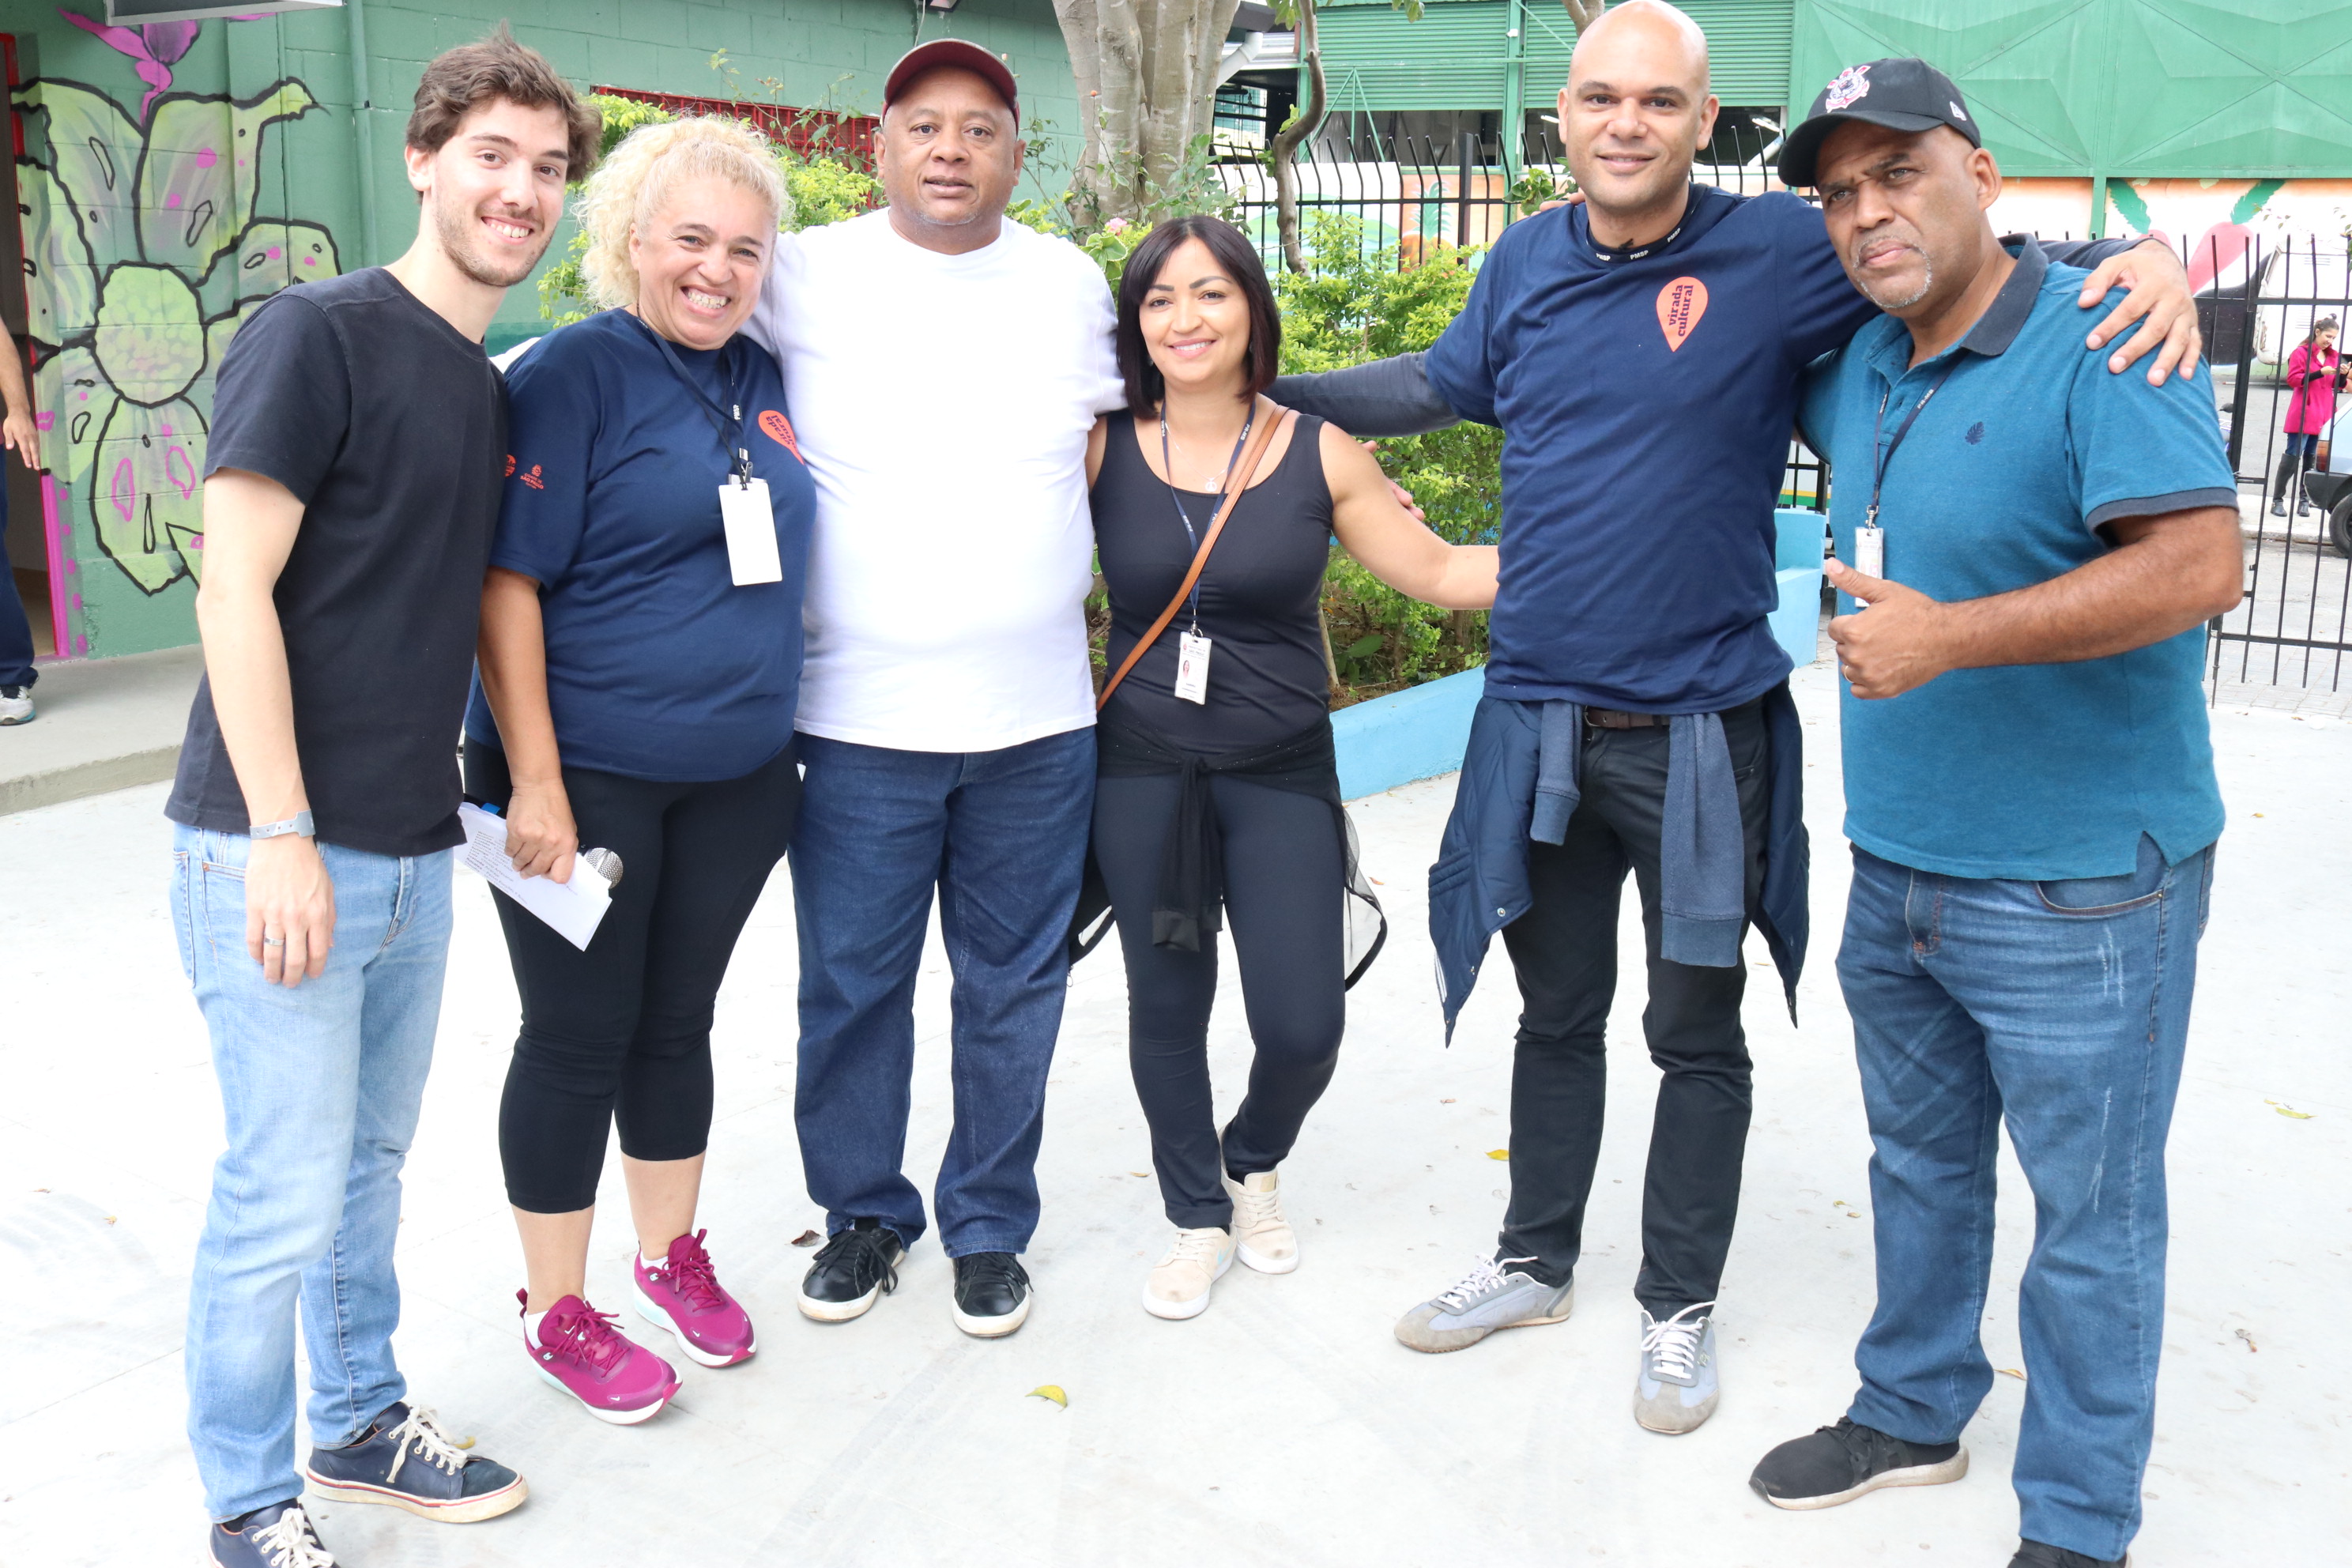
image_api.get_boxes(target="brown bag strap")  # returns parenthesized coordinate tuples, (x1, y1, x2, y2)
(1096, 405, 1294, 712)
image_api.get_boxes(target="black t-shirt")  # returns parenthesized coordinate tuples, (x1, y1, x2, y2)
(1095, 413, 1333, 752)
(164, 269, 506, 857)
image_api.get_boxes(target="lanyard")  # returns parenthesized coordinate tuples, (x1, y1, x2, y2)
(1159, 410, 1255, 631)
(635, 315, 753, 486)
(1864, 359, 1962, 532)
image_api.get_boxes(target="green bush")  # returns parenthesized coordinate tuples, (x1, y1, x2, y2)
(1276, 213, 1496, 700)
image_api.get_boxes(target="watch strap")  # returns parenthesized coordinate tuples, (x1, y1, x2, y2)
(249, 810, 316, 840)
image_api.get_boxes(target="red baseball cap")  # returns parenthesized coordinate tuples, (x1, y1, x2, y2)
(883, 40, 1018, 117)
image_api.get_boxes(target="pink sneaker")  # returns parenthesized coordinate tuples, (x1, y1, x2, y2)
(519, 1290, 680, 1425)
(631, 1230, 756, 1368)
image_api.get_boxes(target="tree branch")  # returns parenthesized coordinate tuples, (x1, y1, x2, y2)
(1269, 0, 1326, 273)
(1564, 0, 1607, 32)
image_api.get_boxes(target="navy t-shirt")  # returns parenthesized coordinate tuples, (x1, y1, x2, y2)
(463, 309, 814, 780)
(1426, 185, 1877, 712)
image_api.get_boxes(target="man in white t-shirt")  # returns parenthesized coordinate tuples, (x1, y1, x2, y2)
(741, 40, 1121, 1340)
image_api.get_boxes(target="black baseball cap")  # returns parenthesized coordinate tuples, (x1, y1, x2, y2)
(1777, 58, 1981, 188)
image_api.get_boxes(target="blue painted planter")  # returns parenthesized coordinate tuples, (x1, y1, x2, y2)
(1330, 512, 1830, 801)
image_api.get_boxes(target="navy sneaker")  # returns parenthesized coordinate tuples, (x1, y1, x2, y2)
(209, 1500, 336, 1566)
(303, 1401, 527, 1524)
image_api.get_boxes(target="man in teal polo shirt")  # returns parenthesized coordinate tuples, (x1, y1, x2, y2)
(1743, 61, 2243, 1568)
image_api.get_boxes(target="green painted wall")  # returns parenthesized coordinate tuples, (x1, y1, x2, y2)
(1791, 1, 2352, 179)
(1, 1, 1080, 659)
(1315, 0, 1796, 116)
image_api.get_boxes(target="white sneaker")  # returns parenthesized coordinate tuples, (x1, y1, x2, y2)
(0, 686, 32, 726)
(1141, 1227, 1234, 1320)
(1222, 1169, 1298, 1274)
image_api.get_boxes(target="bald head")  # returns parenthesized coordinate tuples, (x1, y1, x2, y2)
(1559, 0, 1718, 241)
(1571, 0, 1709, 96)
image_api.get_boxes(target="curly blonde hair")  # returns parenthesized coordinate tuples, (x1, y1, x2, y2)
(574, 115, 793, 311)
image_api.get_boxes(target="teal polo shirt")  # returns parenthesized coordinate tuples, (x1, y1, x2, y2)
(1798, 239, 2237, 880)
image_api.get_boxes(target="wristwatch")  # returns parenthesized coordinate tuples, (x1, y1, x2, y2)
(249, 811, 316, 840)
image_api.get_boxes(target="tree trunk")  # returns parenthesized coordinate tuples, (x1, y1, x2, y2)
(1268, 0, 1326, 273)
(1054, 0, 1243, 225)
(1563, 0, 1608, 31)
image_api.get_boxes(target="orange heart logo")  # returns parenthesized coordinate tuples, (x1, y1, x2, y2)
(757, 408, 803, 462)
(1657, 277, 1708, 352)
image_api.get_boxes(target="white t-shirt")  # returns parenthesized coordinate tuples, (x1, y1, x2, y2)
(744, 210, 1123, 752)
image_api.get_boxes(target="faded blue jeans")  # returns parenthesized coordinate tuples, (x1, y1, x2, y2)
(172, 824, 453, 1522)
(1837, 835, 2214, 1562)
(789, 727, 1095, 1257)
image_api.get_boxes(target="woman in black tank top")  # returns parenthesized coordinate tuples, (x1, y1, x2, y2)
(1080, 216, 1497, 1322)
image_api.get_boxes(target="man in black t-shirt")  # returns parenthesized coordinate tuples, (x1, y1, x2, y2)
(164, 31, 597, 1568)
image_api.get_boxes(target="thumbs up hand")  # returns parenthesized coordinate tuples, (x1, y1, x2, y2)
(1823, 556, 1954, 699)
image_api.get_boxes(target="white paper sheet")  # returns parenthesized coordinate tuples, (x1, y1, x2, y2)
(457, 803, 612, 951)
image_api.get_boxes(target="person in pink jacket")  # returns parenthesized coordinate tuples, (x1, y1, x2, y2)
(2274, 316, 2340, 517)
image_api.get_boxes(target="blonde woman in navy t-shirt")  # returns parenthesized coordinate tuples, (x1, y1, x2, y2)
(464, 118, 815, 1424)
(1083, 216, 1497, 1321)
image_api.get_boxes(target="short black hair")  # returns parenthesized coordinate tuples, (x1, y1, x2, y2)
(1114, 215, 1281, 414)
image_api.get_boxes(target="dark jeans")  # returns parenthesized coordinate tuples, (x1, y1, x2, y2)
(463, 738, 800, 1214)
(1, 490, 35, 688)
(1092, 771, 1348, 1230)
(789, 726, 1095, 1257)
(1840, 837, 2211, 1562)
(1495, 699, 1770, 1317)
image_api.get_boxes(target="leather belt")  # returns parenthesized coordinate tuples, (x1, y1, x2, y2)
(1583, 707, 1669, 729)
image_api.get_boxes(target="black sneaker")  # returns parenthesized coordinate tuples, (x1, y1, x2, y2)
(1748, 1415, 1968, 1510)
(952, 1252, 1032, 1338)
(303, 1400, 526, 1524)
(2011, 1542, 2128, 1568)
(797, 1217, 906, 1321)
(210, 1499, 336, 1566)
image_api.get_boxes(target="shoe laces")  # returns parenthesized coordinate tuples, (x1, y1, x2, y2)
(1434, 1254, 1536, 1314)
(1159, 1229, 1227, 1268)
(1641, 1300, 1717, 1380)
(247, 1506, 337, 1568)
(959, 1252, 1029, 1290)
(659, 1231, 729, 1314)
(1229, 1177, 1284, 1228)
(378, 1404, 466, 1487)
(813, 1224, 900, 1295)
(539, 1298, 631, 1374)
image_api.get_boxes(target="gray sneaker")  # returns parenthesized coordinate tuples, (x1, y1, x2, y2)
(1393, 1254, 1574, 1353)
(1634, 1300, 1720, 1434)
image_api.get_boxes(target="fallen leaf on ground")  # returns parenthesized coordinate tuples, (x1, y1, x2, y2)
(1129, 1171, 1150, 1178)
(790, 1230, 821, 1247)
(2265, 1100, 2315, 1119)
(451, 1434, 475, 1449)
(1487, 1149, 1510, 1160)
(1027, 1385, 1068, 1408)
(1440, 1098, 1457, 1103)
(2235, 1328, 2259, 1353)
(104, 1216, 116, 1224)
(1997, 1368, 2026, 1381)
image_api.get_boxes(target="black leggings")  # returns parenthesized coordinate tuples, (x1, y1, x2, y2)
(463, 738, 799, 1215)
(1092, 771, 1347, 1230)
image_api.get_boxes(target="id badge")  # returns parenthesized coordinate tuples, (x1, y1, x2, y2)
(1853, 525, 1885, 584)
(718, 478, 782, 586)
(1174, 631, 1212, 704)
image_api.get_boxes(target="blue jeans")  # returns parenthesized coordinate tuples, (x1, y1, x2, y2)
(172, 825, 454, 1522)
(789, 727, 1095, 1257)
(1, 481, 36, 691)
(1837, 835, 2214, 1562)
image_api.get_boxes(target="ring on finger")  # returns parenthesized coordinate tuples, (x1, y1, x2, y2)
(262, 935, 286, 948)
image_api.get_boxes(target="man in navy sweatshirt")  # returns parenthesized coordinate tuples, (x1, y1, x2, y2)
(1274, 0, 2200, 1435)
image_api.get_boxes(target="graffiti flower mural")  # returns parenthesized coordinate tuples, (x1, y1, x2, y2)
(17, 65, 336, 594)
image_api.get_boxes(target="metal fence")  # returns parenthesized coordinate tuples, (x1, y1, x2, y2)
(2200, 232, 2352, 692)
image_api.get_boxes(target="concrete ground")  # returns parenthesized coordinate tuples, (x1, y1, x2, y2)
(2, 661, 2346, 1567)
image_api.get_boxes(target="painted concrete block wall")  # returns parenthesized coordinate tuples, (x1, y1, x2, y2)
(4, 0, 1080, 661)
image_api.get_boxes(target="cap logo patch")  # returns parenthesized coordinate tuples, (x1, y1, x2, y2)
(1656, 276, 1709, 352)
(1824, 65, 1871, 112)
(1950, 101, 1968, 120)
